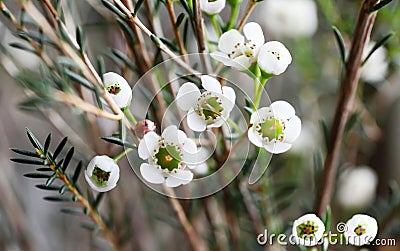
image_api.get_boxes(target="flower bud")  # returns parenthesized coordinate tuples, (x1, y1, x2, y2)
(84, 155, 120, 192)
(134, 119, 156, 139)
(103, 72, 132, 108)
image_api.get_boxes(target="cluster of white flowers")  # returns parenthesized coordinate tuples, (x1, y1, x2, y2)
(211, 22, 292, 76)
(292, 214, 378, 247)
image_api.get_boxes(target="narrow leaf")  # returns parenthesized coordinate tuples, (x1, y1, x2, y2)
(175, 13, 185, 29)
(43, 196, 73, 202)
(72, 161, 83, 183)
(26, 128, 43, 150)
(43, 133, 52, 155)
(59, 185, 68, 194)
(10, 148, 38, 158)
(36, 184, 62, 191)
(80, 222, 98, 231)
(36, 167, 53, 172)
(100, 136, 136, 149)
(332, 26, 346, 65)
(62, 147, 75, 172)
(345, 111, 361, 134)
(93, 193, 105, 209)
(46, 173, 58, 186)
(319, 120, 330, 151)
(179, 0, 193, 19)
(110, 49, 137, 71)
(363, 33, 393, 65)
(24, 173, 52, 179)
(65, 69, 95, 90)
(370, 0, 393, 12)
(159, 37, 179, 52)
(117, 18, 136, 45)
(11, 158, 44, 165)
(61, 208, 85, 216)
(134, 0, 145, 15)
(9, 42, 35, 53)
(53, 137, 68, 160)
(76, 26, 84, 52)
(101, 0, 127, 19)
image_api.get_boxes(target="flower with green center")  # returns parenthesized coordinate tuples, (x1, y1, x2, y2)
(103, 72, 132, 108)
(344, 214, 378, 246)
(248, 100, 301, 154)
(200, 0, 226, 15)
(138, 125, 205, 187)
(292, 214, 325, 246)
(210, 22, 265, 71)
(84, 155, 120, 192)
(176, 75, 236, 132)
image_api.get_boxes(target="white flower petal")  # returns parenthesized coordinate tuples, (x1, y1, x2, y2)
(264, 141, 292, 154)
(243, 22, 265, 48)
(162, 125, 187, 145)
(176, 82, 201, 111)
(250, 107, 271, 124)
(210, 51, 233, 65)
(218, 29, 244, 54)
(84, 155, 120, 193)
(207, 118, 225, 128)
(247, 127, 263, 147)
(140, 163, 164, 184)
(138, 131, 160, 159)
(165, 169, 194, 187)
(201, 75, 222, 94)
(222, 86, 236, 111)
(270, 100, 296, 120)
(103, 72, 132, 108)
(258, 42, 292, 75)
(187, 108, 207, 132)
(232, 55, 253, 70)
(181, 138, 201, 166)
(285, 115, 302, 143)
(200, 0, 226, 15)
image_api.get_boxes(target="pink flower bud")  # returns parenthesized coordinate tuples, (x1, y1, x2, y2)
(134, 119, 156, 139)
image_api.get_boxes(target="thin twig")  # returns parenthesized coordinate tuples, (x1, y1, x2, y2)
(192, 0, 212, 73)
(163, 184, 209, 251)
(165, 0, 188, 61)
(316, 0, 379, 216)
(237, 0, 257, 31)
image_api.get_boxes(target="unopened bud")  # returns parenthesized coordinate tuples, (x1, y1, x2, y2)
(134, 119, 156, 139)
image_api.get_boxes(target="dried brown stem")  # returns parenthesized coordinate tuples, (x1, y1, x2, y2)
(163, 185, 209, 251)
(316, 0, 379, 216)
(237, 0, 257, 31)
(193, 0, 212, 73)
(165, 0, 188, 60)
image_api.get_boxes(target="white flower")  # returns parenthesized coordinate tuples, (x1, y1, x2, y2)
(103, 72, 132, 108)
(176, 75, 236, 132)
(138, 125, 205, 187)
(200, 0, 226, 15)
(292, 214, 325, 246)
(210, 22, 265, 71)
(361, 42, 388, 83)
(84, 155, 120, 192)
(248, 101, 301, 154)
(258, 0, 318, 38)
(337, 166, 378, 209)
(344, 214, 378, 246)
(257, 41, 292, 76)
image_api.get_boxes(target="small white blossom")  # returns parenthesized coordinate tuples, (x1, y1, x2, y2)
(257, 41, 292, 76)
(176, 75, 236, 132)
(344, 214, 378, 246)
(210, 22, 265, 71)
(292, 214, 325, 246)
(259, 0, 318, 38)
(200, 0, 226, 15)
(138, 125, 205, 187)
(103, 72, 132, 108)
(84, 155, 120, 192)
(337, 166, 378, 209)
(361, 42, 389, 83)
(248, 101, 301, 154)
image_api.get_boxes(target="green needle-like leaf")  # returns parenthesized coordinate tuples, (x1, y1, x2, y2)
(43, 196, 73, 202)
(36, 184, 62, 191)
(24, 173, 52, 179)
(101, 0, 128, 19)
(332, 26, 346, 65)
(43, 133, 52, 155)
(72, 161, 83, 183)
(61, 208, 85, 216)
(363, 33, 393, 65)
(53, 137, 68, 160)
(11, 158, 44, 165)
(26, 128, 43, 150)
(134, 0, 145, 15)
(370, 0, 393, 12)
(100, 136, 136, 149)
(65, 69, 95, 91)
(10, 148, 38, 158)
(176, 13, 185, 29)
(62, 147, 75, 172)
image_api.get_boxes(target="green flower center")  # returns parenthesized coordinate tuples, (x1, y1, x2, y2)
(296, 221, 319, 240)
(208, 0, 217, 2)
(91, 165, 111, 187)
(228, 42, 256, 59)
(155, 145, 182, 171)
(197, 95, 224, 122)
(106, 82, 121, 95)
(354, 225, 366, 236)
(257, 117, 284, 141)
